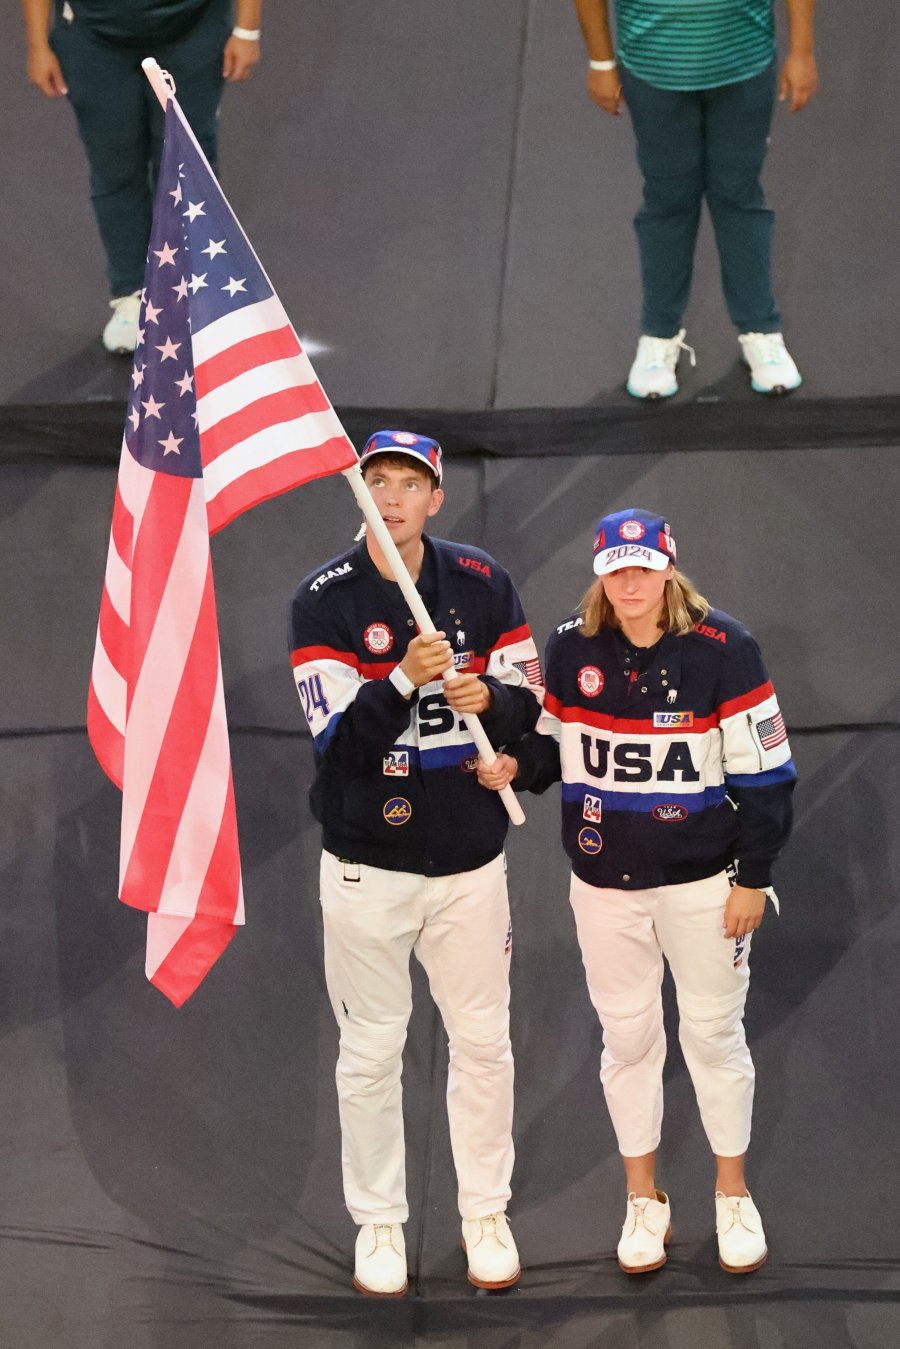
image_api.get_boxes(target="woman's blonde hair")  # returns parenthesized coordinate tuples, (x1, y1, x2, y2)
(579, 567, 710, 639)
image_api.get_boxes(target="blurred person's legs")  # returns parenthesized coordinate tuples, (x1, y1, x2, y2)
(703, 64, 801, 393)
(49, 2, 228, 351)
(619, 69, 704, 398)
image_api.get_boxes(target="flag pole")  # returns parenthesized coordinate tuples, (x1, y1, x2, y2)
(141, 59, 524, 826)
(342, 463, 526, 826)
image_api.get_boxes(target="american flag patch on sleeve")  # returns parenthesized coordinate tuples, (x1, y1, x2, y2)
(756, 711, 787, 750)
(513, 657, 543, 686)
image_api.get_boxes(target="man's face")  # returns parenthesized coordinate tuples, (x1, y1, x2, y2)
(600, 564, 672, 626)
(362, 459, 444, 551)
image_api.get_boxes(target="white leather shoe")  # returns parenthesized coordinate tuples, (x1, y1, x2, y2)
(102, 291, 142, 354)
(715, 1191, 768, 1273)
(738, 331, 802, 394)
(617, 1190, 671, 1273)
(353, 1222, 408, 1296)
(461, 1211, 521, 1288)
(626, 330, 696, 399)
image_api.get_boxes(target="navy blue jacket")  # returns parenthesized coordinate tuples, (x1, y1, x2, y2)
(289, 537, 543, 876)
(510, 609, 796, 890)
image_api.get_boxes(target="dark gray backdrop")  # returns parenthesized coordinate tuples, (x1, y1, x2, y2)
(4, 1, 899, 407)
(2, 446, 899, 1346)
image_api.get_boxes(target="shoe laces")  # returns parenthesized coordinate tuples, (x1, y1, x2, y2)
(639, 329, 696, 370)
(471, 1213, 509, 1248)
(371, 1223, 400, 1252)
(741, 332, 785, 365)
(716, 1192, 758, 1234)
(625, 1192, 661, 1237)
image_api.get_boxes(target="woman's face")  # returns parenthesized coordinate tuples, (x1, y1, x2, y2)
(601, 564, 673, 627)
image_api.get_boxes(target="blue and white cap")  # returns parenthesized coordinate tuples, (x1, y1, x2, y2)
(360, 429, 443, 485)
(592, 508, 677, 575)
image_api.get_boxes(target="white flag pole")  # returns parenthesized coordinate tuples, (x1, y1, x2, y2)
(141, 59, 525, 826)
(342, 464, 526, 826)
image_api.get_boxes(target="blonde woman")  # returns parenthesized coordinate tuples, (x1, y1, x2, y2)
(478, 508, 796, 1274)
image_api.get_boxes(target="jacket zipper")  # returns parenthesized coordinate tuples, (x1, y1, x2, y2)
(746, 712, 763, 770)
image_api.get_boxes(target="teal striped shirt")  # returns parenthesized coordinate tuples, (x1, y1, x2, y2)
(615, 0, 776, 91)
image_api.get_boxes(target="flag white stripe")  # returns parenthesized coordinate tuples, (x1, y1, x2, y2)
(104, 536, 132, 627)
(119, 480, 210, 881)
(145, 910, 194, 980)
(203, 408, 350, 500)
(196, 351, 320, 432)
(191, 295, 291, 365)
(91, 631, 127, 736)
(157, 657, 234, 918)
(116, 439, 155, 537)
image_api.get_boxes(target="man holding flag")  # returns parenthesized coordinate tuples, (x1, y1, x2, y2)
(289, 433, 544, 1296)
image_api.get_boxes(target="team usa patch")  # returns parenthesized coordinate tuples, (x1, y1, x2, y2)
(577, 826, 603, 855)
(383, 797, 412, 825)
(619, 519, 646, 541)
(583, 793, 602, 823)
(653, 711, 694, 728)
(453, 650, 474, 670)
(652, 803, 689, 822)
(578, 665, 604, 697)
(383, 750, 410, 777)
(364, 622, 394, 654)
(460, 753, 478, 774)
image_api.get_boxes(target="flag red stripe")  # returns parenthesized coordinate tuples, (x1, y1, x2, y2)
(98, 588, 130, 681)
(149, 915, 238, 1008)
(544, 693, 720, 736)
(193, 767, 241, 919)
(200, 381, 332, 465)
(207, 436, 358, 534)
(194, 324, 301, 397)
(491, 624, 532, 652)
(291, 644, 359, 670)
(87, 680, 124, 789)
(111, 487, 134, 566)
(120, 556, 221, 912)
(127, 475, 194, 713)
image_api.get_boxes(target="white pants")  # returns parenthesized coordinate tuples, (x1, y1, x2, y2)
(569, 870, 755, 1158)
(320, 850, 514, 1225)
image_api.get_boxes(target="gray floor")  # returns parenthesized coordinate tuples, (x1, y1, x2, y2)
(4, 1, 900, 408)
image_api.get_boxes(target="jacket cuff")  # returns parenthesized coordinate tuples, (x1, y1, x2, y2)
(735, 858, 773, 889)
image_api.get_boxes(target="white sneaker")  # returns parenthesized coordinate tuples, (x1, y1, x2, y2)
(102, 291, 142, 354)
(715, 1191, 768, 1273)
(617, 1189, 671, 1273)
(461, 1211, 521, 1289)
(353, 1222, 408, 1296)
(738, 331, 802, 394)
(626, 330, 695, 400)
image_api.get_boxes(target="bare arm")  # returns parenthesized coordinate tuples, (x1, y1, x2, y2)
(223, 0, 262, 82)
(22, 0, 68, 97)
(780, 0, 818, 111)
(573, 0, 622, 116)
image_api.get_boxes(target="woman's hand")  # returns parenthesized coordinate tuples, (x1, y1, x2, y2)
(723, 885, 766, 939)
(587, 67, 623, 116)
(476, 752, 519, 792)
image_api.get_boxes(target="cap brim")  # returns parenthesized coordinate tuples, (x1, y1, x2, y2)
(594, 548, 671, 576)
(360, 446, 441, 485)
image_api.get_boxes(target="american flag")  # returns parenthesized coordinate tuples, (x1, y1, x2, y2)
(513, 656, 543, 688)
(87, 94, 358, 1006)
(756, 711, 788, 751)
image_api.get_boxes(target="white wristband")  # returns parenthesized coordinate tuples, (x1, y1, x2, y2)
(389, 665, 416, 700)
(589, 58, 617, 71)
(232, 26, 261, 40)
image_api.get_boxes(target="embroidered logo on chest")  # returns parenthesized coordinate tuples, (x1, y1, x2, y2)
(578, 665, 604, 697)
(364, 622, 393, 654)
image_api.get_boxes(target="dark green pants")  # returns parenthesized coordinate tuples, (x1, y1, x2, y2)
(50, 2, 231, 296)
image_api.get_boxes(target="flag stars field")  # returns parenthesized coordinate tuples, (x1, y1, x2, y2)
(184, 201, 206, 222)
(141, 394, 165, 419)
(154, 242, 179, 267)
(156, 337, 181, 362)
(144, 300, 162, 325)
(175, 371, 194, 396)
(173, 277, 189, 301)
(189, 273, 208, 294)
(222, 277, 246, 297)
(159, 431, 184, 456)
(202, 239, 226, 259)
